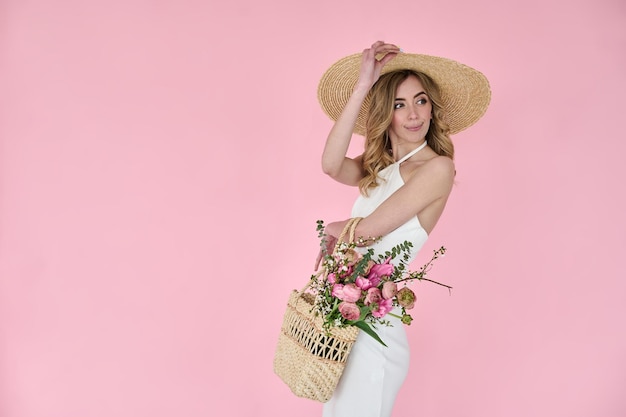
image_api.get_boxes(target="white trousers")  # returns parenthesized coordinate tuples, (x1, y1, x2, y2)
(322, 316, 410, 417)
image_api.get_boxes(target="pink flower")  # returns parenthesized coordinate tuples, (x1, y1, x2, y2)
(371, 298, 393, 318)
(343, 248, 363, 266)
(382, 281, 398, 299)
(369, 259, 394, 280)
(364, 287, 382, 306)
(396, 287, 416, 309)
(338, 265, 353, 279)
(369, 274, 382, 288)
(362, 260, 376, 275)
(332, 283, 361, 303)
(331, 284, 344, 299)
(342, 283, 362, 302)
(338, 302, 360, 321)
(355, 276, 374, 290)
(327, 272, 337, 284)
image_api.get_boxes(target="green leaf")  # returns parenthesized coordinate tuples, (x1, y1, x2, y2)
(357, 305, 371, 321)
(353, 321, 388, 347)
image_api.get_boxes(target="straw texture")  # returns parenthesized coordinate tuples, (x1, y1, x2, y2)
(273, 218, 362, 402)
(317, 52, 491, 136)
(273, 291, 359, 402)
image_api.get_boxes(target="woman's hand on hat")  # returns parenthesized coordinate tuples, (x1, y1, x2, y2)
(355, 41, 400, 92)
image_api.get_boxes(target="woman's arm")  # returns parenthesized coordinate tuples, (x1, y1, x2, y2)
(321, 41, 400, 186)
(325, 156, 455, 242)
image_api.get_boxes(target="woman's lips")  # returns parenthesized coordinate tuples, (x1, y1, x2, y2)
(405, 123, 423, 131)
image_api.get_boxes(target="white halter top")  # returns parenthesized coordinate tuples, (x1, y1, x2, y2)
(351, 142, 429, 264)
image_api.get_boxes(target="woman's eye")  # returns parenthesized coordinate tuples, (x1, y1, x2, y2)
(394, 103, 404, 109)
(417, 98, 428, 105)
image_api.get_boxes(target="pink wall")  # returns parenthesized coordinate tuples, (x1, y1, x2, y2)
(1, 1, 625, 416)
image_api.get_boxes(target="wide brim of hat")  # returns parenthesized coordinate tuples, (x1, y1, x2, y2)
(317, 52, 491, 136)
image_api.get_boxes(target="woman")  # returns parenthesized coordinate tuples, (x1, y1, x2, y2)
(316, 41, 491, 417)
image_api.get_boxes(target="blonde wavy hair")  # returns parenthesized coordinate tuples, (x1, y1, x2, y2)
(359, 70, 453, 195)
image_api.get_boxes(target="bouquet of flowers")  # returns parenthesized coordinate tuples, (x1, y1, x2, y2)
(310, 220, 451, 346)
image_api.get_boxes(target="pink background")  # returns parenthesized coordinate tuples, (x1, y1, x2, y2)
(1, 1, 625, 416)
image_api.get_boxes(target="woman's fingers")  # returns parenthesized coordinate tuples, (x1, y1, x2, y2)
(314, 250, 323, 270)
(368, 41, 401, 57)
(357, 41, 401, 87)
(377, 49, 399, 66)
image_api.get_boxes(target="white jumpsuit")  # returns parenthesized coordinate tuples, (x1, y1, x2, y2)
(322, 144, 429, 417)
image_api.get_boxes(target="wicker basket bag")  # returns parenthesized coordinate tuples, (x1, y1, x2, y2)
(273, 218, 362, 402)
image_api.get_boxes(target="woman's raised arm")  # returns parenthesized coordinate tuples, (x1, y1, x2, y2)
(321, 41, 400, 186)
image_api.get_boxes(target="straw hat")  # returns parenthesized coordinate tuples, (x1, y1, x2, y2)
(317, 51, 491, 136)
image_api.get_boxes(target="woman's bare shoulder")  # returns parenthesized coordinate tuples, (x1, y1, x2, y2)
(423, 155, 455, 174)
(405, 155, 455, 182)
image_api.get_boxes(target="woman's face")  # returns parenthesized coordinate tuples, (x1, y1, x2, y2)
(388, 75, 432, 146)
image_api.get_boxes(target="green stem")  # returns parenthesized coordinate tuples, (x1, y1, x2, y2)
(396, 276, 453, 292)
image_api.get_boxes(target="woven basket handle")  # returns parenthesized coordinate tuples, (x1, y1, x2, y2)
(334, 217, 362, 252)
(300, 217, 363, 293)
